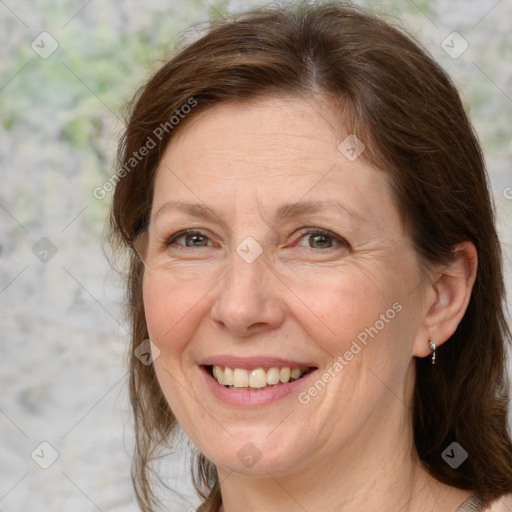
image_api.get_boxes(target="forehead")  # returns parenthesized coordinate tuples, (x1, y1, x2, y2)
(151, 95, 400, 232)
(159, 95, 344, 175)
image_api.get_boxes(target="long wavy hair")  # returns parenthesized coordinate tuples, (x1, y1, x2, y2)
(109, 2, 512, 510)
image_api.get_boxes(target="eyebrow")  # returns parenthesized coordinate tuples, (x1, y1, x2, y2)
(273, 201, 363, 223)
(152, 201, 219, 223)
(152, 199, 364, 225)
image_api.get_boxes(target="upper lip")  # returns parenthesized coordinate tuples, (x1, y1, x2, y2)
(200, 355, 317, 369)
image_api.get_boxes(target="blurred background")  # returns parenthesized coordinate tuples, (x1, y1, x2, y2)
(0, 0, 511, 511)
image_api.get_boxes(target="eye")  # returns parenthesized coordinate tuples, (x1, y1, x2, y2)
(166, 229, 214, 248)
(293, 228, 349, 250)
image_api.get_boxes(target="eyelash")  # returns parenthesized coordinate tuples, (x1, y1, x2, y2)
(291, 227, 350, 250)
(165, 229, 216, 249)
(165, 228, 350, 251)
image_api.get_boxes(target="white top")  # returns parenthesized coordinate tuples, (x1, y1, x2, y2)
(456, 495, 483, 512)
(456, 494, 512, 512)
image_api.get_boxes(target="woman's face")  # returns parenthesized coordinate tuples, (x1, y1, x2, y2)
(141, 96, 431, 477)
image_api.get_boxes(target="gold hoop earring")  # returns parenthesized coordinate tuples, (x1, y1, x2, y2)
(428, 337, 436, 365)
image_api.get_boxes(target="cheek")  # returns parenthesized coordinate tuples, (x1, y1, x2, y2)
(142, 274, 212, 354)
(285, 270, 396, 349)
(286, 267, 417, 392)
(142, 276, 213, 433)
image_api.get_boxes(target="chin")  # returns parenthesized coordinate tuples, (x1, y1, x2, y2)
(195, 428, 311, 477)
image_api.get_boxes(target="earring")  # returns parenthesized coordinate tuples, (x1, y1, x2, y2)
(428, 337, 436, 365)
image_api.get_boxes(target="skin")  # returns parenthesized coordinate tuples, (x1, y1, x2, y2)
(140, 95, 478, 511)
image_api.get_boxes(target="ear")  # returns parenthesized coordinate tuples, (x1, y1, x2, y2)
(413, 241, 478, 358)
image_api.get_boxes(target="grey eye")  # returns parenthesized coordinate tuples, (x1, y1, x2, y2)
(183, 233, 209, 247)
(307, 233, 334, 249)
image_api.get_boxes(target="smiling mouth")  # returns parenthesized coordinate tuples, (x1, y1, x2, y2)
(205, 365, 315, 390)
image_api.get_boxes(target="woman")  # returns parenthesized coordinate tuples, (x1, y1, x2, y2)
(109, 2, 512, 511)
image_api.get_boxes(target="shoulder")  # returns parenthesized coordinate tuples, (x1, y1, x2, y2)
(484, 493, 512, 511)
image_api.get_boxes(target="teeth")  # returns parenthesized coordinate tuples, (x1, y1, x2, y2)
(211, 365, 309, 389)
(249, 368, 267, 388)
(213, 365, 224, 385)
(266, 367, 280, 385)
(233, 368, 249, 388)
(290, 368, 302, 380)
(223, 366, 234, 386)
(279, 367, 291, 383)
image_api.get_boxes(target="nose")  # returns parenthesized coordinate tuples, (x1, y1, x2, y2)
(210, 250, 285, 337)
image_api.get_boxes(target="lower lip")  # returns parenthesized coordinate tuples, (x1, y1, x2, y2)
(201, 366, 318, 407)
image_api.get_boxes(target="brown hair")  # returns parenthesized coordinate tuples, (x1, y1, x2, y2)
(109, 2, 512, 510)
